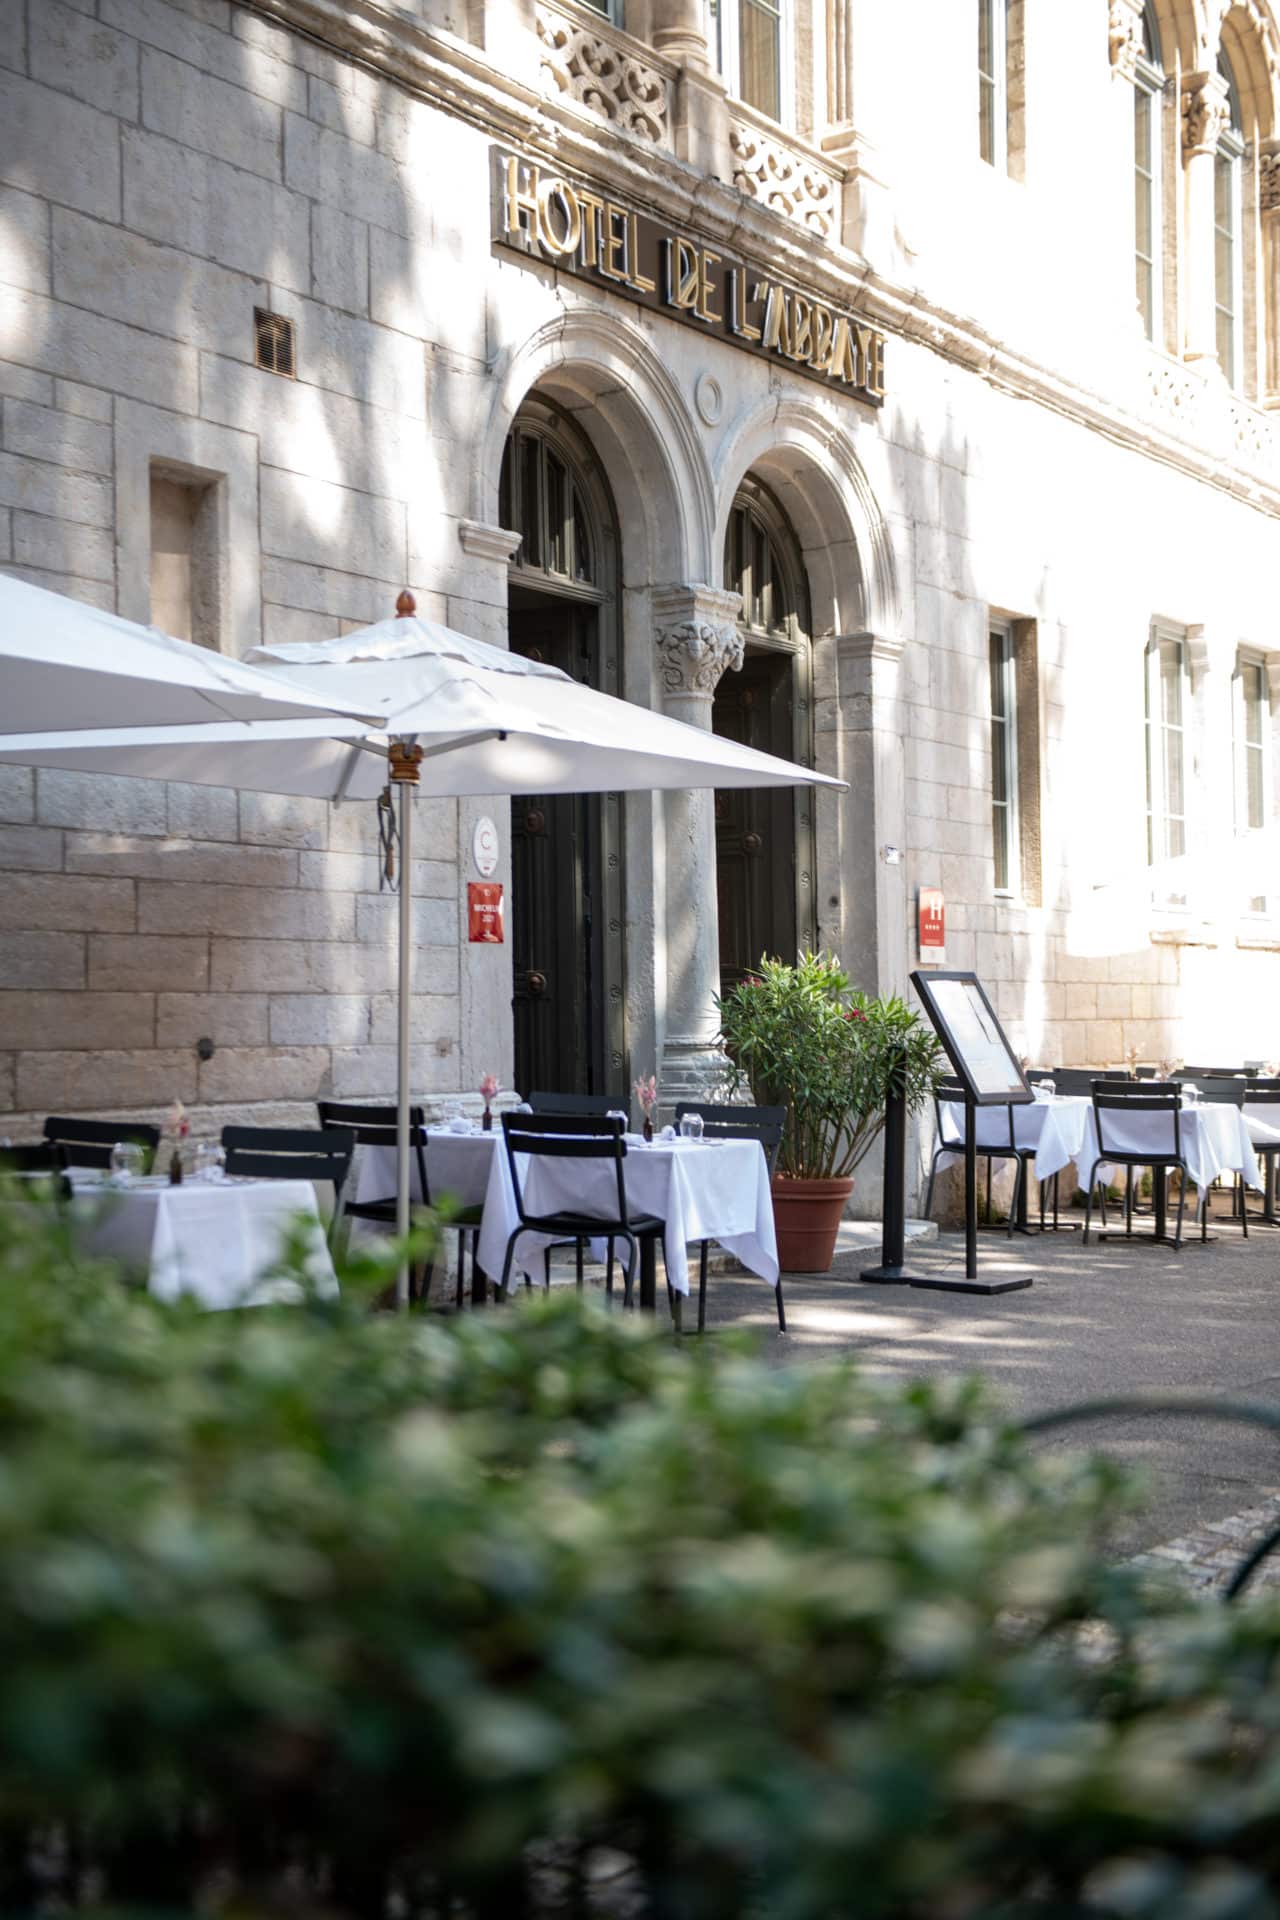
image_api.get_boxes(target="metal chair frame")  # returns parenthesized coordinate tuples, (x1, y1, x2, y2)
(219, 1127, 354, 1247)
(316, 1100, 445, 1303)
(1083, 1086, 1190, 1248)
(1180, 1079, 1250, 1237)
(42, 1116, 160, 1172)
(674, 1102, 787, 1333)
(528, 1092, 619, 1291)
(497, 1112, 663, 1305)
(1241, 1080, 1280, 1226)
(923, 1078, 1035, 1237)
(0, 1141, 71, 1198)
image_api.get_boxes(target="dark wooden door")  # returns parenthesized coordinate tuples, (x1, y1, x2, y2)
(509, 600, 618, 1098)
(713, 648, 805, 997)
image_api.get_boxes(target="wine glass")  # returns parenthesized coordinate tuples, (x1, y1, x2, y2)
(679, 1111, 704, 1142)
(192, 1142, 226, 1184)
(109, 1140, 145, 1186)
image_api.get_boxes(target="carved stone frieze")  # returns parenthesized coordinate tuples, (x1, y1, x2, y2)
(536, 5, 671, 145)
(1108, 0, 1143, 80)
(1182, 71, 1231, 158)
(656, 619, 744, 696)
(1260, 142, 1280, 214)
(729, 120, 838, 240)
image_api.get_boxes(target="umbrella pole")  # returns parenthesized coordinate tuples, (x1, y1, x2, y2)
(389, 742, 422, 1311)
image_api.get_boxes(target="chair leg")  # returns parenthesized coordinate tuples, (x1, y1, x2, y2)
(1083, 1172, 1094, 1245)
(1124, 1167, 1133, 1236)
(498, 1230, 521, 1295)
(1052, 1171, 1060, 1231)
(575, 1238, 584, 1291)
(923, 1152, 940, 1220)
(697, 1240, 708, 1333)
(1174, 1171, 1187, 1250)
(775, 1278, 787, 1333)
(605, 1237, 614, 1301)
(1240, 1174, 1249, 1238)
(544, 1247, 552, 1291)
(620, 1232, 637, 1308)
(1200, 1178, 1208, 1243)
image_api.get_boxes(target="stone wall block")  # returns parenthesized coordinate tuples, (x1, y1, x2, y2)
(3, 398, 113, 474)
(307, 71, 378, 148)
(0, 184, 52, 297)
(0, 0, 25, 74)
(0, 932, 86, 989)
(156, 992, 268, 1047)
(53, 208, 267, 363)
(369, 992, 456, 1045)
(0, 990, 155, 1050)
(65, 833, 298, 887)
(140, 46, 283, 182)
(331, 1043, 458, 1099)
(268, 995, 372, 1046)
(0, 364, 54, 407)
(18, 1047, 197, 1112)
(137, 882, 354, 941)
(1097, 983, 1132, 1019)
(88, 934, 209, 990)
(259, 468, 406, 583)
(0, 769, 34, 824)
(260, 558, 387, 626)
(1086, 1020, 1125, 1062)
(210, 938, 397, 994)
(284, 110, 414, 237)
(202, 355, 415, 503)
(260, 603, 343, 649)
(1064, 982, 1098, 1021)
(0, 451, 112, 527)
(238, 790, 329, 851)
(6, 288, 198, 411)
(0, 1052, 13, 1113)
(121, 129, 309, 293)
(101, 0, 305, 109)
(198, 1044, 330, 1104)
(355, 893, 459, 947)
(38, 770, 168, 836)
(0, 74, 121, 221)
(30, 0, 140, 119)
(54, 380, 113, 421)
(166, 783, 239, 842)
(0, 873, 134, 933)
(310, 203, 370, 317)
(298, 851, 455, 895)
(0, 825, 63, 871)
(12, 512, 114, 580)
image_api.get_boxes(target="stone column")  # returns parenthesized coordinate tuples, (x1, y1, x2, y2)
(1182, 69, 1231, 369)
(1108, 0, 1146, 331)
(827, 632, 908, 1000)
(1260, 140, 1280, 402)
(653, 584, 743, 1111)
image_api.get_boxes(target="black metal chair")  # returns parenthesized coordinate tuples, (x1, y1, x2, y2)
(497, 1111, 663, 1305)
(219, 1128, 354, 1247)
(922, 1078, 1035, 1236)
(1185, 1079, 1252, 1236)
(0, 1141, 71, 1198)
(316, 1100, 447, 1303)
(528, 1092, 620, 1289)
(1083, 1085, 1189, 1247)
(674, 1102, 787, 1333)
(43, 1116, 160, 1171)
(1243, 1080, 1280, 1225)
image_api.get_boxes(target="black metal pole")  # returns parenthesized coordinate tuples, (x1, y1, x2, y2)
(909, 1092, 1033, 1296)
(861, 1043, 929, 1283)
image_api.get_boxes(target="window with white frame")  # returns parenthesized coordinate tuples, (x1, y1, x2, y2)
(1215, 52, 1245, 388)
(1145, 626, 1189, 905)
(1134, 6, 1163, 341)
(978, 0, 1011, 171)
(989, 621, 1018, 895)
(1234, 651, 1270, 912)
(711, 0, 786, 122)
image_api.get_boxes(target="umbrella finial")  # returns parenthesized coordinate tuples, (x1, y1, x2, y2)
(395, 589, 416, 619)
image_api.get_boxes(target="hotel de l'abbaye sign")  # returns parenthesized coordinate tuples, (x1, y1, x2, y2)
(492, 149, 886, 406)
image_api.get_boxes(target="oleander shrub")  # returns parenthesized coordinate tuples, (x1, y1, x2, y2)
(1, 1193, 1279, 1919)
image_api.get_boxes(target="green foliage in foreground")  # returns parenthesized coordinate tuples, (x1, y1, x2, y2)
(0, 1197, 1279, 1918)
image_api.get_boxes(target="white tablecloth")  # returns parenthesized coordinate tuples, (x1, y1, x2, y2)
(1077, 1103, 1262, 1195)
(72, 1175, 337, 1308)
(359, 1127, 778, 1299)
(1244, 1103, 1280, 1151)
(938, 1096, 1090, 1183)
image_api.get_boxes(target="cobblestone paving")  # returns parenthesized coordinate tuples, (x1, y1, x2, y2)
(1128, 1488, 1280, 1595)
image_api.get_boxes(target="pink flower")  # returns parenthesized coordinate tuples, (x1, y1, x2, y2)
(633, 1073, 658, 1116)
(844, 1008, 867, 1023)
(169, 1098, 189, 1140)
(479, 1074, 499, 1103)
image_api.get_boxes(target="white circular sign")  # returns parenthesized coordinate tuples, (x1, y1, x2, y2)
(472, 815, 499, 877)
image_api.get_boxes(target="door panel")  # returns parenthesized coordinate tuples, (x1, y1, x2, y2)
(713, 648, 808, 997)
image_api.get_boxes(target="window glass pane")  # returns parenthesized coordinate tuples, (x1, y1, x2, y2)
(545, 450, 566, 577)
(520, 434, 541, 570)
(1244, 662, 1265, 746)
(988, 631, 1006, 720)
(572, 486, 594, 584)
(1215, 152, 1236, 384)
(1160, 639, 1182, 726)
(740, 0, 780, 120)
(498, 440, 513, 540)
(1247, 745, 1265, 830)
(993, 807, 1009, 892)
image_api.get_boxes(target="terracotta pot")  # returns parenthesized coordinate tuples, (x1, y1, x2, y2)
(770, 1173, 855, 1274)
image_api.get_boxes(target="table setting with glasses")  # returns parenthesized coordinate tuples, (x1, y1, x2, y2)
(936, 1077, 1091, 1185)
(1078, 1082, 1262, 1199)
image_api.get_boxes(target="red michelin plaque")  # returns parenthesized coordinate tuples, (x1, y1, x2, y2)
(917, 887, 945, 964)
(468, 882, 505, 943)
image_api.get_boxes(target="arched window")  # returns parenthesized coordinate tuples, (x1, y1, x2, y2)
(1134, 4, 1164, 341)
(725, 486, 802, 639)
(712, 0, 786, 123)
(1215, 50, 1245, 387)
(498, 417, 598, 589)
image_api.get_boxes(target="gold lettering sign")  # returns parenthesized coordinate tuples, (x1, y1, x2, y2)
(493, 148, 885, 407)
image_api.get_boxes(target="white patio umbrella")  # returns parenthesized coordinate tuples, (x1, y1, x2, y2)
(0, 571, 382, 735)
(1, 597, 846, 1304)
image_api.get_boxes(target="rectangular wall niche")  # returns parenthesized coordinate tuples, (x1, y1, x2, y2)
(149, 466, 222, 650)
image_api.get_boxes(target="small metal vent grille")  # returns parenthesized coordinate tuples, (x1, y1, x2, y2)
(254, 307, 295, 377)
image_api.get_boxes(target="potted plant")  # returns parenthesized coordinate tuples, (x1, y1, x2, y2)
(717, 952, 943, 1272)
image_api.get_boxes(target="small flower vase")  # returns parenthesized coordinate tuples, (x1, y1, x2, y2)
(482, 1103, 492, 1133)
(643, 1115, 653, 1142)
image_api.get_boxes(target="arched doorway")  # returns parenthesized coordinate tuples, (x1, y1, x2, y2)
(713, 476, 817, 994)
(500, 398, 626, 1097)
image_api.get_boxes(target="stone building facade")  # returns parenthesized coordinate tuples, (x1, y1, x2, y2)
(1, 0, 1279, 1189)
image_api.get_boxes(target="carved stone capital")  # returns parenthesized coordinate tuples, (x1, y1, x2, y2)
(1183, 70, 1231, 158)
(459, 519, 522, 562)
(656, 618, 744, 695)
(1108, 0, 1144, 81)
(1260, 140, 1280, 214)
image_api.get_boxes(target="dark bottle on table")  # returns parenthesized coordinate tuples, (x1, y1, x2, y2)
(168, 1147, 183, 1185)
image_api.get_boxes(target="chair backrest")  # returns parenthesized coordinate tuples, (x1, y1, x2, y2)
(221, 1127, 354, 1187)
(930, 1079, 968, 1147)
(1051, 1069, 1127, 1097)
(0, 1142, 71, 1196)
(527, 1091, 617, 1115)
(1187, 1076, 1245, 1106)
(1245, 1078, 1280, 1102)
(43, 1116, 160, 1170)
(675, 1102, 786, 1177)
(316, 1101, 428, 1206)
(1092, 1086, 1182, 1162)
(501, 1111, 629, 1229)
(1180, 1066, 1244, 1079)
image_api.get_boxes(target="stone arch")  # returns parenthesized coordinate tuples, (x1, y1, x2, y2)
(711, 394, 900, 645)
(1147, 0, 1200, 72)
(1218, 2, 1280, 139)
(475, 305, 715, 586)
